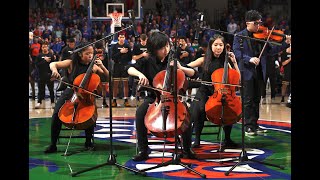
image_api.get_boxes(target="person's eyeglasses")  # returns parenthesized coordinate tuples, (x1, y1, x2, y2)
(248, 21, 263, 26)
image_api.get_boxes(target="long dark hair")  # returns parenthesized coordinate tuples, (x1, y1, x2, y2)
(203, 34, 226, 74)
(70, 42, 93, 81)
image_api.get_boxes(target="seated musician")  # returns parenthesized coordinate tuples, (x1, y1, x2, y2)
(126, 31, 198, 161)
(44, 42, 109, 153)
(187, 34, 240, 148)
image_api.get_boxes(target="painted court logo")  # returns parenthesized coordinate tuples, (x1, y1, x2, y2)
(94, 118, 291, 179)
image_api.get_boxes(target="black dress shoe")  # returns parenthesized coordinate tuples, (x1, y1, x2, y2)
(44, 145, 57, 153)
(132, 151, 149, 161)
(182, 149, 197, 159)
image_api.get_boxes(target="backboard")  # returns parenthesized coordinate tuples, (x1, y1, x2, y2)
(89, 0, 141, 21)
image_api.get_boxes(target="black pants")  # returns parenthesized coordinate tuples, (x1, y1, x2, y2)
(128, 75, 138, 97)
(191, 90, 233, 141)
(37, 78, 55, 103)
(50, 88, 94, 146)
(135, 96, 192, 152)
(243, 77, 261, 129)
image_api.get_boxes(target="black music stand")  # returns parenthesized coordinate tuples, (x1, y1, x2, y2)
(70, 27, 145, 177)
(138, 28, 206, 179)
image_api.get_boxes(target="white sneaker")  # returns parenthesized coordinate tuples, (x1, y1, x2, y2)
(260, 98, 266, 104)
(35, 103, 42, 109)
(256, 126, 268, 133)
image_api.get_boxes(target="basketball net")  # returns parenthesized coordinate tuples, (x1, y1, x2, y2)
(109, 12, 123, 34)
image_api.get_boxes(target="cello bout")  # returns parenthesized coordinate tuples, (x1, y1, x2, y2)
(58, 57, 100, 130)
(205, 57, 242, 126)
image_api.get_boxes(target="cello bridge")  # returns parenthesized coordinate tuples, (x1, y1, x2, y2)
(219, 88, 229, 94)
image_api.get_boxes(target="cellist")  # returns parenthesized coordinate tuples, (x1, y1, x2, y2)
(44, 42, 109, 153)
(126, 31, 198, 161)
(187, 34, 240, 148)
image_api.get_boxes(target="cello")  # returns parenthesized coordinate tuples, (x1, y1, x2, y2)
(205, 45, 242, 125)
(58, 55, 101, 130)
(144, 52, 190, 138)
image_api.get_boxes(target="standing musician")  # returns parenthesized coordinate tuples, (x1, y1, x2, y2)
(187, 34, 240, 148)
(233, 10, 291, 136)
(44, 42, 109, 153)
(126, 31, 198, 161)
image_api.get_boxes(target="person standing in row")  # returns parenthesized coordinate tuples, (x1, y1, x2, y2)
(111, 33, 132, 107)
(34, 42, 56, 109)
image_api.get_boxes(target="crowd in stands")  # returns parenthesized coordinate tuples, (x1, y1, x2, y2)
(29, 0, 291, 106)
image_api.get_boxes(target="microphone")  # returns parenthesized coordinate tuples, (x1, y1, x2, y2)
(195, 13, 204, 40)
(128, 10, 139, 38)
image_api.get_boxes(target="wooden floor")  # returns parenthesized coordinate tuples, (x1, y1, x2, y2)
(29, 94, 291, 123)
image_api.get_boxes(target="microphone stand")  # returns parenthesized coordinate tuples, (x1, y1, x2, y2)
(70, 25, 145, 177)
(138, 19, 206, 179)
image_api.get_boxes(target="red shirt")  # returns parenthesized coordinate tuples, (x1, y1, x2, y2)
(30, 43, 41, 57)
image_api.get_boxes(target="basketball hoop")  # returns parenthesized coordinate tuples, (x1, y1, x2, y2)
(108, 11, 124, 24)
(89, 0, 141, 21)
(108, 11, 124, 34)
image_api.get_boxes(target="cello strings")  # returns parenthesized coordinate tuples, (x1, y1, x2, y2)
(134, 80, 199, 101)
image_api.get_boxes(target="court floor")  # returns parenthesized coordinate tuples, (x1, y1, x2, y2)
(29, 89, 291, 179)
